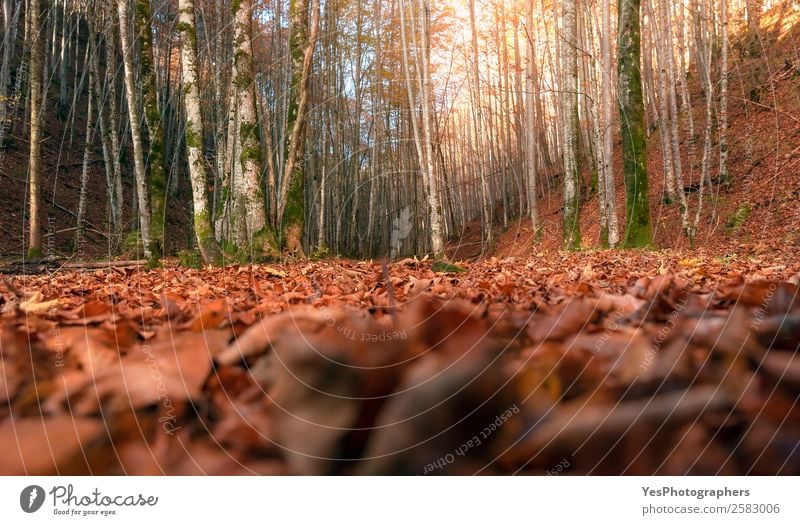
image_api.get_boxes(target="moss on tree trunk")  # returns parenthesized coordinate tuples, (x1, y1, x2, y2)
(618, 0, 652, 248)
(136, 0, 167, 265)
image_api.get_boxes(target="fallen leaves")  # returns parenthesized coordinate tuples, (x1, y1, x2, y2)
(19, 291, 60, 314)
(0, 251, 798, 475)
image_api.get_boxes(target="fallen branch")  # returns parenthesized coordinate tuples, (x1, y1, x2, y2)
(61, 260, 147, 270)
(0, 258, 146, 274)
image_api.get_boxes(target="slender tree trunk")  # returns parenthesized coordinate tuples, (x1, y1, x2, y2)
(468, 0, 493, 252)
(178, 0, 222, 265)
(135, 0, 166, 264)
(104, 21, 124, 235)
(230, 0, 277, 258)
(601, 0, 620, 247)
(27, 0, 43, 258)
(418, 0, 444, 258)
(661, 0, 689, 237)
(718, 0, 729, 186)
(277, 0, 320, 256)
(561, 0, 581, 250)
(651, 0, 676, 203)
(117, 0, 152, 257)
(77, 28, 95, 256)
(618, 0, 651, 247)
(525, 0, 540, 239)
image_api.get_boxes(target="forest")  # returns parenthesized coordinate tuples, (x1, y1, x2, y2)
(0, 0, 799, 476)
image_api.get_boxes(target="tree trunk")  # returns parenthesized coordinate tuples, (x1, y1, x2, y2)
(277, 0, 321, 256)
(178, 0, 222, 265)
(77, 28, 95, 256)
(525, 0, 540, 239)
(468, 0, 493, 253)
(601, 0, 620, 247)
(618, 0, 651, 247)
(718, 0, 729, 186)
(418, 0, 444, 259)
(561, 0, 581, 250)
(27, 0, 43, 258)
(117, 0, 152, 258)
(230, 0, 277, 259)
(134, 0, 166, 264)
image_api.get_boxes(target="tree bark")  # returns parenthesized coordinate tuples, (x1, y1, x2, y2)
(178, 0, 222, 265)
(277, 0, 321, 256)
(618, 0, 651, 247)
(117, 0, 152, 257)
(134, 0, 166, 264)
(525, 0, 540, 239)
(27, 0, 43, 258)
(561, 0, 581, 250)
(601, 0, 620, 247)
(230, 0, 277, 259)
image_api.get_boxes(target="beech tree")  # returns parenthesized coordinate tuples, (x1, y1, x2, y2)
(2, 0, 764, 263)
(618, 0, 651, 247)
(26, 0, 43, 258)
(177, 0, 222, 265)
(560, 0, 580, 250)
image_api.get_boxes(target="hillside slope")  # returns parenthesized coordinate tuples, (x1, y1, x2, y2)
(452, 5, 800, 261)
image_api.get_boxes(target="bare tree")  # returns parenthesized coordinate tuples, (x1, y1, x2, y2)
(618, 0, 651, 247)
(561, 0, 581, 250)
(26, 0, 43, 258)
(178, 0, 222, 265)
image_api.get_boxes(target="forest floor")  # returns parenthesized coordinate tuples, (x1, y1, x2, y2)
(1, 250, 799, 474)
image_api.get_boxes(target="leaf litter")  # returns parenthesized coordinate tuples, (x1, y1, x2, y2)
(0, 249, 799, 475)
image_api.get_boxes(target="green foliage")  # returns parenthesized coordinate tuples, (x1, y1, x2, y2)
(220, 228, 280, 264)
(310, 245, 330, 261)
(121, 230, 144, 257)
(178, 249, 204, 269)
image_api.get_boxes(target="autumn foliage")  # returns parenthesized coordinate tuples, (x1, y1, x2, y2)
(1, 248, 799, 475)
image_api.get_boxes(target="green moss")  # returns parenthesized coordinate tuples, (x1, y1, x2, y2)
(221, 239, 238, 256)
(219, 226, 279, 264)
(725, 203, 751, 232)
(121, 230, 144, 257)
(618, 0, 652, 249)
(27, 247, 44, 260)
(185, 123, 202, 149)
(193, 210, 223, 266)
(310, 245, 329, 261)
(239, 121, 261, 164)
(178, 249, 203, 269)
(281, 169, 305, 249)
